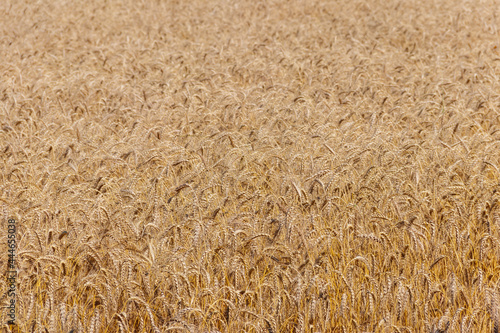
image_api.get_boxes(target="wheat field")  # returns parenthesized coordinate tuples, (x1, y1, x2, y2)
(1, 0, 500, 332)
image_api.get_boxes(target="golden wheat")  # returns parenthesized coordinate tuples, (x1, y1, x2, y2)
(1, 0, 500, 331)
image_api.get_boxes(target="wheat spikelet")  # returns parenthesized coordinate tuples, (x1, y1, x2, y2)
(480, 235, 489, 261)
(118, 320, 125, 333)
(59, 303, 67, 331)
(36, 303, 43, 333)
(449, 273, 457, 305)
(297, 311, 304, 333)
(449, 307, 464, 332)
(49, 311, 56, 333)
(139, 315, 145, 332)
(89, 309, 100, 333)
(25, 293, 35, 324)
(116, 312, 129, 333)
(146, 304, 161, 333)
(356, 233, 382, 245)
(42, 293, 50, 323)
(396, 281, 405, 320)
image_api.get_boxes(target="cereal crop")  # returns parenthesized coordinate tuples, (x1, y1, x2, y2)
(1, 0, 500, 331)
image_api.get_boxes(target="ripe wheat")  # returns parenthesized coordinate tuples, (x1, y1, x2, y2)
(1, 0, 500, 331)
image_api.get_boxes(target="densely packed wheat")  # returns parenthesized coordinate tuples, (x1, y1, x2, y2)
(1, 0, 500, 331)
